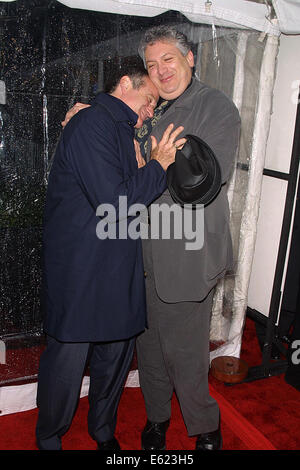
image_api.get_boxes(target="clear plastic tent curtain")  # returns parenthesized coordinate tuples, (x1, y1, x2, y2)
(0, 0, 278, 413)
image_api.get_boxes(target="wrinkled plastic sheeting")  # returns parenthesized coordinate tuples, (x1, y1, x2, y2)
(210, 33, 279, 362)
(0, 0, 275, 387)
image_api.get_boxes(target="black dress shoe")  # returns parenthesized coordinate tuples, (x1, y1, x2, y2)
(195, 427, 222, 451)
(141, 419, 170, 450)
(98, 437, 121, 450)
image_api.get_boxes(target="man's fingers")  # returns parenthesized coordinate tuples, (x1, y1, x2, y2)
(169, 126, 184, 145)
(150, 125, 185, 171)
(158, 124, 184, 149)
(174, 138, 187, 150)
(151, 135, 158, 149)
(61, 103, 90, 128)
(159, 123, 175, 143)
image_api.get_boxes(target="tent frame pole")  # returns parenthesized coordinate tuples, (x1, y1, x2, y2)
(235, 89, 300, 384)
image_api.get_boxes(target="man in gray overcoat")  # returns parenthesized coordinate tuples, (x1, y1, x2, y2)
(135, 26, 241, 451)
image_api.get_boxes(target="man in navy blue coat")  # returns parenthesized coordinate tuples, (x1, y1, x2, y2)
(36, 59, 185, 451)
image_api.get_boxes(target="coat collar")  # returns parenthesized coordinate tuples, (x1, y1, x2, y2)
(171, 77, 205, 109)
(94, 92, 138, 127)
(147, 78, 205, 139)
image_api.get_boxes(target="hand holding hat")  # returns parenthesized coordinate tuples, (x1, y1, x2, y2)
(166, 134, 222, 206)
(150, 124, 186, 171)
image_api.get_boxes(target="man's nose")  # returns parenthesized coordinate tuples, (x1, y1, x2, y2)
(157, 61, 167, 76)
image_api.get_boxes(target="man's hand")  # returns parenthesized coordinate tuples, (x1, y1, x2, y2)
(61, 102, 90, 127)
(150, 124, 185, 171)
(134, 139, 146, 168)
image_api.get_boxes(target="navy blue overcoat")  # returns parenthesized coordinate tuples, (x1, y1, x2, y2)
(42, 92, 166, 342)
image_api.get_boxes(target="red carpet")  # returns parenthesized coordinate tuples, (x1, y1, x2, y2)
(0, 387, 274, 451)
(1, 318, 300, 451)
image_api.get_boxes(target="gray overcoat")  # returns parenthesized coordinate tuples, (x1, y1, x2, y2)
(145, 78, 241, 303)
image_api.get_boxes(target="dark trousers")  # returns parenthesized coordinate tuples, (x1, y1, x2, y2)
(36, 335, 135, 450)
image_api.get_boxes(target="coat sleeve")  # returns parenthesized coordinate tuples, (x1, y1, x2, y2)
(194, 88, 241, 184)
(63, 110, 166, 213)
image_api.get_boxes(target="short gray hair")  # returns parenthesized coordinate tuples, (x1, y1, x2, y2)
(138, 26, 192, 66)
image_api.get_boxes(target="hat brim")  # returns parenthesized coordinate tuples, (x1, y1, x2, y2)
(166, 134, 221, 206)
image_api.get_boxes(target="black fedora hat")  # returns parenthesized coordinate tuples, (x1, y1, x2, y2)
(166, 134, 221, 206)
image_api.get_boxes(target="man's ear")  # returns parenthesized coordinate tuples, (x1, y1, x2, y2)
(119, 75, 133, 95)
(186, 50, 194, 68)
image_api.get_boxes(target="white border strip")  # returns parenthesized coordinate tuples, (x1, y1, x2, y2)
(0, 370, 140, 416)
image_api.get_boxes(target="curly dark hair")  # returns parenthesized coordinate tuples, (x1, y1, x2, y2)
(138, 26, 192, 66)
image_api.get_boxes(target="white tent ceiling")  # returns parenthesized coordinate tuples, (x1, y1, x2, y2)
(3, 0, 300, 35)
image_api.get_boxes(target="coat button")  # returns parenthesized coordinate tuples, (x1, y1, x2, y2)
(144, 271, 147, 278)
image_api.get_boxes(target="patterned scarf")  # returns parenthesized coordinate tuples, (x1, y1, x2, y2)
(135, 80, 192, 159)
(135, 99, 174, 159)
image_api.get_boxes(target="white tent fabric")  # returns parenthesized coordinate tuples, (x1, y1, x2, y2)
(56, 0, 280, 34)
(273, 0, 300, 34)
(3, 0, 300, 34)
(51, 0, 300, 35)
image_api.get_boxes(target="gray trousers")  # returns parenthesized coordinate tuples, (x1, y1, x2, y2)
(136, 240, 219, 436)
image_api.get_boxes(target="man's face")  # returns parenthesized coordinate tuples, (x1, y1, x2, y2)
(145, 40, 194, 100)
(124, 76, 159, 128)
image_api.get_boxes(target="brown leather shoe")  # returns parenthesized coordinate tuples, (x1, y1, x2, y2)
(141, 419, 170, 450)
